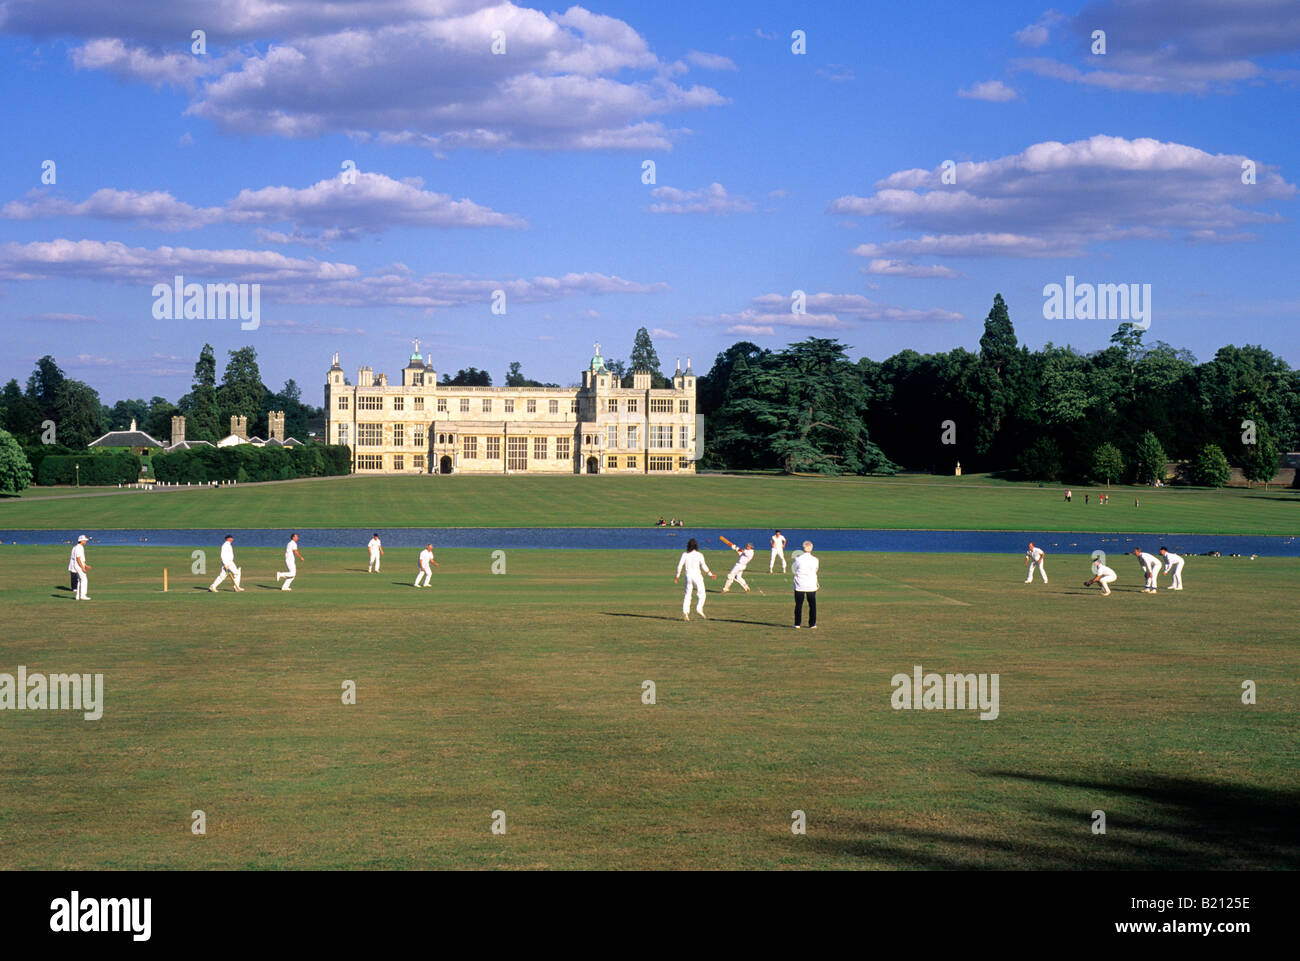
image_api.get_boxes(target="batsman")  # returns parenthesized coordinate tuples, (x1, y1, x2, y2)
(719, 537, 755, 594)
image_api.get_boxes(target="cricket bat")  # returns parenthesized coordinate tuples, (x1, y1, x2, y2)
(719, 536, 736, 549)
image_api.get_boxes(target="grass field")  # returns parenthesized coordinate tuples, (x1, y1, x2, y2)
(2, 545, 1296, 870)
(4, 472, 1299, 535)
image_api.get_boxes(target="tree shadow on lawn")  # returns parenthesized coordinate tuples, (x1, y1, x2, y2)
(601, 611, 786, 628)
(792, 770, 1300, 869)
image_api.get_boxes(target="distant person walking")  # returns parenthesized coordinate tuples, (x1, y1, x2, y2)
(68, 534, 91, 601)
(722, 541, 755, 593)
(367, 534, 384, 573)
(1160, 547, 1185, 590)
(209, 535, 244, 592)
(769, 530, 787, 573)
(414, 544, 439, 588)
(277, 533, 304, 591)
(1065, 489, 1072, 502)
(792, 541, 820, 629)
(1024, 542, 1048, 584)
(674, 538, 715, 621)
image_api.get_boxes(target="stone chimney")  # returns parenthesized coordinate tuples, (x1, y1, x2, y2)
(129, 418, 137, 432)
(358, 365, 374, 388)
(171, 415, 186, 446)
(231, 415, 248, 439)
(268, 410, 285, 441)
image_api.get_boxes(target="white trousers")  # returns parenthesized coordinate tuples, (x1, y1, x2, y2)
(682, 574, 707, 613)
(211, 565, 242, 590)
(368, 552, 381, 572)
(1142, 566, 1158, 590)
(1025, 559, 1047, 583)
(1098, 573, 1116, 594)
(769, 549, 786, 573)
(1166, 561, 1184, 589)
(724, 567, 749, 591)
(414, 567, 432, 587)
(278, 559, 296, 589)
(74, 570, 88, 600)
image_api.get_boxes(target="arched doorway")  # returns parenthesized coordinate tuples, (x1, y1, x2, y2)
(586, 456, 599, 474)
(440, 455, 453, 474)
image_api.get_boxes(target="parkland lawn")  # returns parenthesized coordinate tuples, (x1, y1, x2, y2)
(1, 546, 1295, 869)
(3, 472, 1298, 535)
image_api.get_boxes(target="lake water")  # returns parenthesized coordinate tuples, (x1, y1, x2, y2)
(2, 528, 1297, 556)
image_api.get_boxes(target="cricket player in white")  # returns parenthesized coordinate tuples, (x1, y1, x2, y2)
(674, 538, 715, 620)
(276, 534, 304, 591)
(209, 535, 244, 592)
(1133, 548, 1161, 593)
(367, 534, 384, 573)
(723, 542, 755, 593)
(1024, 542, 1048, 584)
(1160, 547, 1185, 590)
(1085, 560, 1117, 596)
(769, 530, 787, 574)
(792, 541, 820, 628)
(414, 544, 438, 588)
(68, 534, 91, 600)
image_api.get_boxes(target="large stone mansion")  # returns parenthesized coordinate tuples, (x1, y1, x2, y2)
(324, 344, 700, 475)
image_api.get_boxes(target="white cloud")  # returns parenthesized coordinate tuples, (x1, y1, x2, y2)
(861, 259, 965, 279)
(13, 2, 729, 152)
(709, 292, 963, 332)
(957, 79, 1018, 102)
(816, 64, 855, 83)
(1014, 10, 1066, 48)
(649, 182, 754, 215)
(830, 134, 1295, 259)
(650, 327, 679, 339)
(684, 50, 737, 71)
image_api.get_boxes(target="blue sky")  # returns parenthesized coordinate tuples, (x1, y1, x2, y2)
(1, 0, 1297, 403)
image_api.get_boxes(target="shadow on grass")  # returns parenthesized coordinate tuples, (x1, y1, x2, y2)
(794, 770, 1300, 869)
(600, 611, 786, 628)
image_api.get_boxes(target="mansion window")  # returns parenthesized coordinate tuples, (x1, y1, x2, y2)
(414, 396, 425, 411)
(527, 399, 537, 413)
(627, 398, 638, 413)
(650, 425, 673, 449)
(486, 436, 501, 459)
(337, 395, 350, 410)
(649, 455, 673, 472)
(357, 423, 383, 447)
(678, 456, 690, 470)
(413, 454, 425, 471)
(437, 398, 447, 413)
(507, 437, 527, 471)
(337, 424, 349, 446)
(679, 426, 690, 449)
(607, 398, 618, 413)
(359, 395, 383, 411)
(392, 454, 404, 471)
(356, 454, 383, 470)
(549, 400, 559, 414)
(460, 398, 470, 413)
(571, 399, 579, 413)
(607, 426, 618, 449)
(650, 398, 672, 413)
(505, 399, 515, 413)
(533, 437, 547, 460)
(626, 425, 639, 448)
(482, 399, 492, 413)
(393, 423, 405, 447)
(463, 436, 478, 459)
(413, 426, 425, 448)
(556, 437, 571, 461)
(606, 456, 619, 469)
(393, 396, 405, 411)
(411, 372, 423, 386)
(627, 455, 638, 470)
(679, 399, 690, 413)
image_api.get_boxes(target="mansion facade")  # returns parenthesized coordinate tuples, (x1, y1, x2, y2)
(324, 346, 699, 475)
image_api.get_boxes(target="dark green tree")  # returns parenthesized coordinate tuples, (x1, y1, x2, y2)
(1191, 444, 1232, 487)
(217, 346, 266, 433)
(183, 344, 221, 441)
(628, 327, 667, 388)
(1132, 430, 1166, 485)
(53, 380, 104, 449)
(1241, 422, 1280, 488)
(440, 368, 492, 386)
(1091, 442, 1124, 486)
(25, 355, 66, 421)
(0, 428, 33, 494)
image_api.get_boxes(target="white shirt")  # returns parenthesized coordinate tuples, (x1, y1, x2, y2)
(732, 547, 754, 571)
(676, 551, 711, 579)
(1162, 552, 1183, 571)
(220, 541, 236, 567)
(771, 534, 786, 552)
(285, 540, 298, 566)
(792, 552, 820, 591)
(418, 548, 434, 571)
(1094, 564, 1116, 579)
(368, 537, 382, 555)
(1027, 546, 1044, 563)
(1137, 552, 1160, 572)
(69, 543, 86, 572)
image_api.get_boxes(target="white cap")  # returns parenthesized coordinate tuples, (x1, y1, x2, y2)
(77, 534, 89, 542)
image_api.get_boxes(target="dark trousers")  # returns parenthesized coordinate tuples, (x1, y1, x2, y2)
(794, 590, 817, 627)
(70, 571, 80, 591)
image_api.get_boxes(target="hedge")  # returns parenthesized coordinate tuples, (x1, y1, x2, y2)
(38, 452, 142, 486)
(151, 444, 351, 484)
